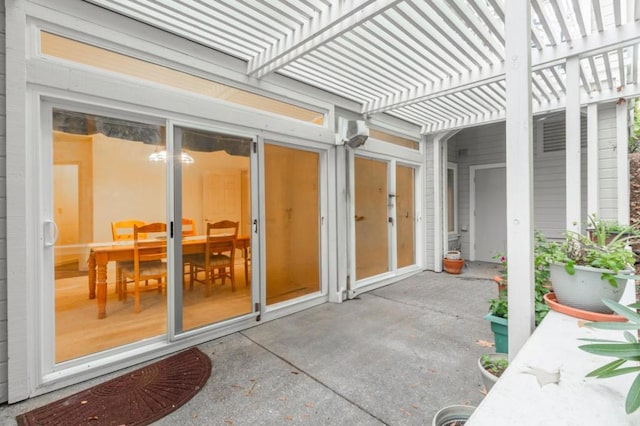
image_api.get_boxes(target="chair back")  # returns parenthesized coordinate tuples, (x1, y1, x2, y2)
(133, 223, 167, 268)
(112, 219, 146, 241)
(182, 218, 197, 236)
(205, 220, 238, 257)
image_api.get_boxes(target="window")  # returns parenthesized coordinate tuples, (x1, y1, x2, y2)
(369, 129, 419, 150)
(447, 163, 458, 235)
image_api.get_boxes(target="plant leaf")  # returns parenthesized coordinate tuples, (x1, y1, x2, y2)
(579, 343, 640, 360)
(601, 299, 640, 324)
(627, 302, 640, 309)
(585, 358, 627, 377)
(596, 366, 640, 379)
(625, 331, 638, 343)
(626, 374, 640, 414)
(583, 322, 640, 331)
(578, 337, 629, 343)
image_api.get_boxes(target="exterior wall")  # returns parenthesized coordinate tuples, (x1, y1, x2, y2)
(597, 103, 620, 220)
(0, 0, 7, 403)
(449, 104, 618, 260)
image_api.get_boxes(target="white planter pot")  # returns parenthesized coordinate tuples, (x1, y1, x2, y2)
(549, 263, 628, 314)
(445, 250, 461, 260)
(431, 405, 475, 426)
(478, 353, 507, 392)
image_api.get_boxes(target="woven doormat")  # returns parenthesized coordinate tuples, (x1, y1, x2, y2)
(17, 347, 211, 426)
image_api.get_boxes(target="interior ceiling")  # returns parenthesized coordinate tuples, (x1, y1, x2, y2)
(85, 0, 640, 134)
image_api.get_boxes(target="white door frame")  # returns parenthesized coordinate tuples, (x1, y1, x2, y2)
(469, 162, 506, 261)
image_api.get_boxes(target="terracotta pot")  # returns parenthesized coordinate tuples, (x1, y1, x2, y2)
(443, 258, 464, 274)
(492, 275, 507, 294)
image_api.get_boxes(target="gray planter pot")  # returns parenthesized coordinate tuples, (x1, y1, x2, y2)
(549, 263, 628, 314)
(431, 405, 475, 426)
(478, 353, 508, 392)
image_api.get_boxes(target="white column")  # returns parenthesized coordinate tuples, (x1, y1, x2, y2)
(433, 135, 443, 272)
(505, 0, 535, 358)
(587, 104, 599, 217)
(565, 56, 582, 233)
(617, 101, 630, 224)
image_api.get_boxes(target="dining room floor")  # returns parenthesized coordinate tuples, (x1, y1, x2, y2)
(4, 264, 497, 425)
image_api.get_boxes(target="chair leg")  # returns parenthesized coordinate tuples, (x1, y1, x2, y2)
(230, 265, 236, 292)
(134, 280, 141, 313)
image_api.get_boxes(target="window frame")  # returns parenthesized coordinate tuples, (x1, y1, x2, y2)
(447, 162, 459, 238)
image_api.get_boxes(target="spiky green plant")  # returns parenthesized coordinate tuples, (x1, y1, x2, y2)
(579, 299, 640, 414)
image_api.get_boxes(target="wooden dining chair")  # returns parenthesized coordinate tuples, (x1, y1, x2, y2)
(120, 222, 167, 313)
(111, 219, 146, 241)
(181, 217, 197, 286)
(187, 220, 238, 296)
(111, 219, 147, 297)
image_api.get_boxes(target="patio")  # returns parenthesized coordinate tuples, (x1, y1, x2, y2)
(2, 266, 497, 425)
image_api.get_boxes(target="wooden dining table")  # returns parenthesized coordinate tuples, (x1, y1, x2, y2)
(87, 235, 250, 319)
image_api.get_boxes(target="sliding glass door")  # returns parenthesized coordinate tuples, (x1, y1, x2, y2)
(175, 125, 254, 332)
(49, 107, 167, 363)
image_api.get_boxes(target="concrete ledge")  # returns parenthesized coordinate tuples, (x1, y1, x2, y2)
(469, 282, 640, 425)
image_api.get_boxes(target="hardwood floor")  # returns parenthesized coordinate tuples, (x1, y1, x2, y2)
(55, 264, 252, 363)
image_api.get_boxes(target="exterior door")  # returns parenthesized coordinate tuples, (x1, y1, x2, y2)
(352, 156, 418, 287)
(473, 166, 507, 262)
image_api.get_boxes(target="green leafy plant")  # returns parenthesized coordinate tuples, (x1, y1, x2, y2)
(488, 232, 551, 325)
(480, 354, 509, 378)
(579, 298, 640, 414)
(542, 215, 638, 287)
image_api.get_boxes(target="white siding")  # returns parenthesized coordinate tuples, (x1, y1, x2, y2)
(448, 109, 611, 259)
(597, 104, 620, 220)
(0, 0, 7, 403)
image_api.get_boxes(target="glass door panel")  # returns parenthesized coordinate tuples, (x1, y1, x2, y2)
(52, 108, 166, 362)
(264, 143, 320, 305)
(354, 157, 389, 279)
(396, 165, 415, 268)
(177, 126, 253, 332)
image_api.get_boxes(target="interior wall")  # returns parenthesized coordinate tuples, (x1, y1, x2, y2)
(91, 134, 248, 242)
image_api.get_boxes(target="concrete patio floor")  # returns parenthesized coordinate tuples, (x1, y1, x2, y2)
(1, 262, 499, 425)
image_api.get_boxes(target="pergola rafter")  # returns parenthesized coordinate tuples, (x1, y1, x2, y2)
(86, 0, 640, 133)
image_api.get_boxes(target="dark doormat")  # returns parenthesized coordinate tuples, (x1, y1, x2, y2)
(17, 347, 211, 426)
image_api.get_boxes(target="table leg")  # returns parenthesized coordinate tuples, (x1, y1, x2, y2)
(96, 253, 108, 319)
(88, 252, 96, 299)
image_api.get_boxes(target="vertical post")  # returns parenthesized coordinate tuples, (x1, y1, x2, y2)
(6, 0, 29, 403)
(433, 135, 443, 272)
(505, 0, 535, 358)
(617, 100, 630, 225)
(587, 104, 599, 217)
(566, 56, 582, 233)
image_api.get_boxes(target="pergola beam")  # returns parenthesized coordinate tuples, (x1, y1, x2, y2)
(363, 21, 640, 114)
(246, 0, 403, 78)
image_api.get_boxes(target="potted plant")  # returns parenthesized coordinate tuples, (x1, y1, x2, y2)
(443, 250, 464, 274)
(478, 353, 509, 392)
(431, 405, 476, 426)
(484, 233, 552, 353)
(578, 298, 640, 414)
(543, 215, 638, 314)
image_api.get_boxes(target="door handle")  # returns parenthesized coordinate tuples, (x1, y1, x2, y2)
(253, 219, 258, 234)
(44, 220, 59, 247)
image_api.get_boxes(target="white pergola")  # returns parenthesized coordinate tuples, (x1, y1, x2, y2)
(85, 0, 640, 355)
